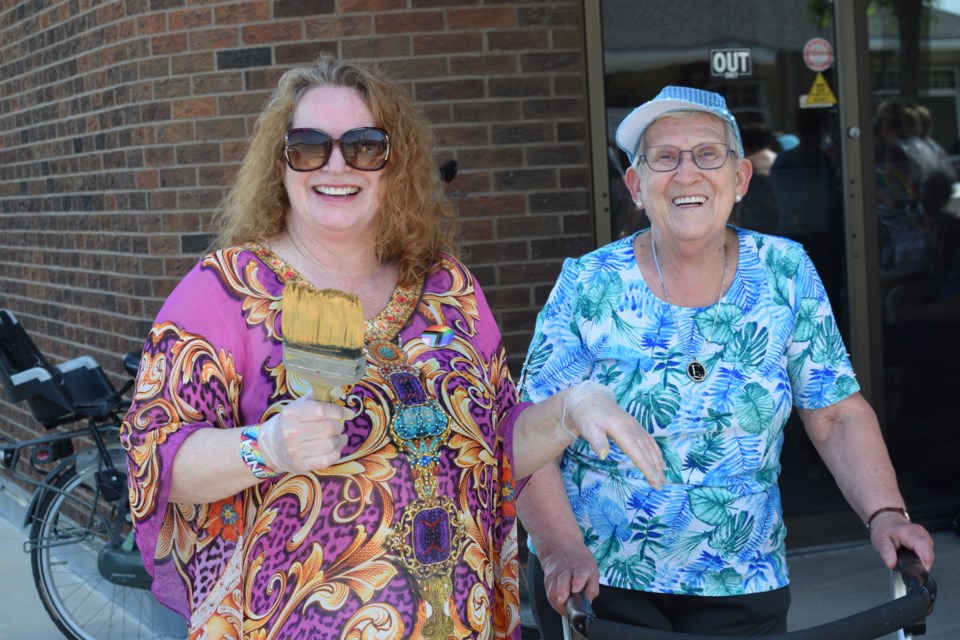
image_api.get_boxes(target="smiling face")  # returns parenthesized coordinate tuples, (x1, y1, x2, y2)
(625, 111, 752, 244)
(283, 85, 385, 244)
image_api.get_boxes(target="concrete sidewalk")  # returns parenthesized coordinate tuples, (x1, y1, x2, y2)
(785, 530, 959, 638)
(0, 507, 64, 640)
(1, 480, 957, 638)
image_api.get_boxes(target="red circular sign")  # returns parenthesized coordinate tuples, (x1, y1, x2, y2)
(803, 37, 833, 72)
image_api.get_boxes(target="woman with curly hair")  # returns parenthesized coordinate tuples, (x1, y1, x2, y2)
(120, 55, 664, 639)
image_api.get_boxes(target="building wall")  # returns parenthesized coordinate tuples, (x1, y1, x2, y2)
(0, 0, 594, 441)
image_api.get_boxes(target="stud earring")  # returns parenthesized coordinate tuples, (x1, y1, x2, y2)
(735, 194, 741, 203)
(635, 200, 643, 208)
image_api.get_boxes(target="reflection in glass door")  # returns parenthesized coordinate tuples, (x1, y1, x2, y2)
(594, 1, 863, 543)
(867, 0, 960, 528)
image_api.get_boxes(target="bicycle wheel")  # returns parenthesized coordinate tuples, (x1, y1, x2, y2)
(30, 443, 185, 640)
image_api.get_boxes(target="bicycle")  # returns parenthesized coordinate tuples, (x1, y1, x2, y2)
(0, 309, 185, 639)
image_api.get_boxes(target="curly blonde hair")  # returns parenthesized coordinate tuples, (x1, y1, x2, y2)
(212, 55, 457, 286)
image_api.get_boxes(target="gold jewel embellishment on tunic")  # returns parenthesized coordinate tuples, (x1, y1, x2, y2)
(369, 338, 466, 639)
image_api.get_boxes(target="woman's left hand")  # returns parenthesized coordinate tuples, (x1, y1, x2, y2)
(868, 511, 935, 570)
(563, 381, 666, 490)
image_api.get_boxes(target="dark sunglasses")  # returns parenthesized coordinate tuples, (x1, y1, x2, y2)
(283, 127, 390, 172)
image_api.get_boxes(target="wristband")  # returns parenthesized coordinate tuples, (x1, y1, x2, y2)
(239, 426, 281, 479)
(865, 506, 910, 531)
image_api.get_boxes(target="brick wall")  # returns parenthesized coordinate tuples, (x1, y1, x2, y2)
(0, 0, 595, 440)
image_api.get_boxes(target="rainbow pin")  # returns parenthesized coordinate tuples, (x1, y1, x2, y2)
(421, 325, 454, 347)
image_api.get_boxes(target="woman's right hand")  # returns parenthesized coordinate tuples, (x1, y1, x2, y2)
(539, 539, 601, 615)
(563, 381, 666, 490)
(257, 392, 351, 473)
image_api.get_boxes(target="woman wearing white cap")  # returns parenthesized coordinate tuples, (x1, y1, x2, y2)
(517, 86, 935, 636)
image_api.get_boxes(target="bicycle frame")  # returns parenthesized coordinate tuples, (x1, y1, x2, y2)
(2, 420, 123, 532)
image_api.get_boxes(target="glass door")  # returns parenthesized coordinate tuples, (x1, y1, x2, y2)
(865, 0, 960, 529)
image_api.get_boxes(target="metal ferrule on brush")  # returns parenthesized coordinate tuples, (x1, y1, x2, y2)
(283, 340, 366, 394)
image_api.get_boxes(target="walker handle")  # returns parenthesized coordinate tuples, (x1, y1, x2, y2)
(562, 547, 936, 640)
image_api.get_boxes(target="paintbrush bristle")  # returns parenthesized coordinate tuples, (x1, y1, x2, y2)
(281, 284, 366, 398)
(282, 285, 365, 355)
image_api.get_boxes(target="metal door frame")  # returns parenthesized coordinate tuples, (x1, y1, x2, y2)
(834, 0, 885, 411)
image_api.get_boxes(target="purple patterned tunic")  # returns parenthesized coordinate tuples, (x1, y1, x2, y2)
(120, 245, 528, 639)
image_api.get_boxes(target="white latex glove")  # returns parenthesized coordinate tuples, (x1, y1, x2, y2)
(256, 392, 351, 473)
(561, 380, 666, 490)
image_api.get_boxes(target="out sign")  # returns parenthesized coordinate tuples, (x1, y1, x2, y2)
(710, 48, 752, 79)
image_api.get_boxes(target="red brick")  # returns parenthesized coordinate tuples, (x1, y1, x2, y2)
(188, 27, 240, 51)
(199, 164, 239, 186)
(341, 0, 407, 11)
(148, 191, 177, 212)
(341, 36, 411, 59)
(219, 91, 272, 116)
(145, 145, 176, 166)
(482, 286, 531, 310)
(152, 33, 188, 55)
(451, 54, 517, 76)
(275, 41, 338, 64)
(458, 147, 524, 170)
(193, 72, 245, 95)
(136, 13, 167, 35)
(465, 240, 529, 265)
(154, 77, 192, 99)
(222, 140, 251, 163)
(435, 124, 488, 148)
(459, 218, 494, 242)
(488, 30, 549, 51)
(458, 194, 525, 218)
(413, 32, 482, 55)
(169, 8, 213, 31)
(374, 11, 444, 34)
(196, 117, 246, 140)
(215, 2, 271, 24)
(305, 15, 372, 38)
(242, 21, 303, 44)
(148, 235, 180, 256)
(448, 7, 516, 30)
(171, 52, 216, 74)
(161, 212, 201, 232)
(135, 169, 160, 189)
(498, 215, 562, 238)
(172, 97, 217, 119)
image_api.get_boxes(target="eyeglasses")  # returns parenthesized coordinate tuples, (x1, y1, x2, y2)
(284, 127, 390, 172)
(639, 143, 735, 172)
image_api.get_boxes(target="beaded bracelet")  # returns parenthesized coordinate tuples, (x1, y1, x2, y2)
(239, 426, 281, 479)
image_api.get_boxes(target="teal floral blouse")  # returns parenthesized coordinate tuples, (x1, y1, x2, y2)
(520, 227, 858, 595)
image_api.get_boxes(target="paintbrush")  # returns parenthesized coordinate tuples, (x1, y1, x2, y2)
(281, 284, 366, 403)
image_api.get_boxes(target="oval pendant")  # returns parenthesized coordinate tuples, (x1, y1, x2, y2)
(686, 360, 707, 383)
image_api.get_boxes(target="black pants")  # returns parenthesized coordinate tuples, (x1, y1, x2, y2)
(527, 554, 790, 639)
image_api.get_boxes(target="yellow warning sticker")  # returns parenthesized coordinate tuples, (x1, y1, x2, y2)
(803, 72, 837, 108)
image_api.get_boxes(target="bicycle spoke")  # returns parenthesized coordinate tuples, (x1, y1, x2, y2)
(30, 445, 186, 639)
